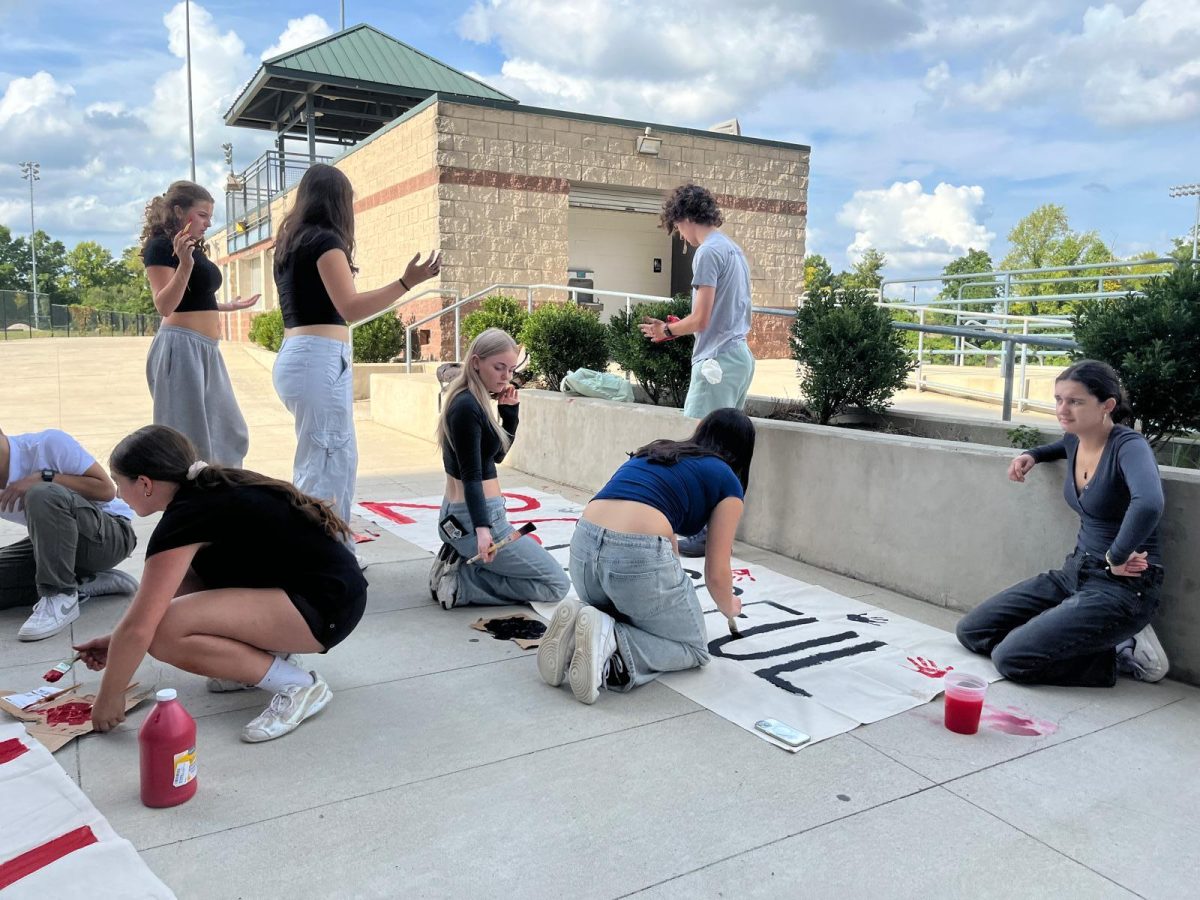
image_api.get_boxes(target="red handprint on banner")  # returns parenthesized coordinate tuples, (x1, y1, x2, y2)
(904, 656, 954, 678)
(731, 567, 756, 583)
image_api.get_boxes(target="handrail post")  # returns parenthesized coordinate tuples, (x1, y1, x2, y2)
(405, 326, 413, 375)
(454, 304, 461, 362)
(526, 286, 533, 313)
(916, 308, 925, 391)
(1001, 340, 1016, 422)
(1018, 319, 1029, 412)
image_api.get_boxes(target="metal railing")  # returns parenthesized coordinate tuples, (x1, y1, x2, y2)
(50, 304, 161, 337)
(345, 287, 461, 364)
(224, 150, 331, 253)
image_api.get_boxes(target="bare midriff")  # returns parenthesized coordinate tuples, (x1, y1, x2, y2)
(285, 323, 350, 342)
(163, 310, 221, 340)
(582, 499, 673, 538)
(443, 475, 504, 503)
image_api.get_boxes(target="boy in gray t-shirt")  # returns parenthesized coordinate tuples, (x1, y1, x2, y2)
(640, 184, 757, 554)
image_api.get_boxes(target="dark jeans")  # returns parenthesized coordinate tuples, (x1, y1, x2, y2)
(956, 547, 1163, 687)
(0, 483, 137, 609)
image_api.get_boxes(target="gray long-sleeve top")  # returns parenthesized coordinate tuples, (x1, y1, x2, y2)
(1025, 424, 1164, 566)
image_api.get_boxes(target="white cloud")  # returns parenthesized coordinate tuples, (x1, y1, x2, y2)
(261, 14, 333, 61)
(939, 0, 1200, 126)
(837, 181, 995, 273)
(0, 71, 76, 136)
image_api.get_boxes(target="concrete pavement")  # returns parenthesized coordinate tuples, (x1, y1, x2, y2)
(0, 337, 1195, 899)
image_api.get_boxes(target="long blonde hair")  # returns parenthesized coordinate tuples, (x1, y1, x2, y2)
(435, 328, 519, 454)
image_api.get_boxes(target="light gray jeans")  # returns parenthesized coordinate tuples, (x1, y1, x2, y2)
(438, 496, 570, 606)
(146, 325, 249, 467)
(273, 335, 358, 526)
(569, 519, 709, 689)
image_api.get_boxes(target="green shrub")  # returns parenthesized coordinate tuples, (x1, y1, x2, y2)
(1074, 263, 1200, 447)
(248, 308, 284, 352)
(607, 296, 693, 406)
(353, 312, 417, 363)
(1007, 424, 1043, 450)
(519, 302, 610, 391)
(789, 287, 914, 425)
(462, 294, 528, 347)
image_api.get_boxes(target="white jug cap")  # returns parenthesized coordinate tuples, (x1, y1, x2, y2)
(156, 688, 177, 702)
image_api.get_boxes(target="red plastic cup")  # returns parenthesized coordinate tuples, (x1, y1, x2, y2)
(943, 672, 988, 735)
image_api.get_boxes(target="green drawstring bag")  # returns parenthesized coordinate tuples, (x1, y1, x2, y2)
(560, 368, 635, 403)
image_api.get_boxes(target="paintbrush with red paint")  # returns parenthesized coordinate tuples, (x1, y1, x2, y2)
(43, 653, 83, 683)
(467, 522, 537, 564)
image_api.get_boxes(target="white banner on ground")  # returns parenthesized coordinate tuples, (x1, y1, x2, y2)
(356, 489, 1000, 750)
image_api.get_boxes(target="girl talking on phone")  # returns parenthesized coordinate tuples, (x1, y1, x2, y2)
(428, 328, 568, 610)
(140, 181, 257, 467)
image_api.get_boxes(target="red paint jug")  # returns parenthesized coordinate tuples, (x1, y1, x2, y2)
(139, 688, 197, 808)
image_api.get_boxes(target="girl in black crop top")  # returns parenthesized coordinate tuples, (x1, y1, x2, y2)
(428, 328, 569, 610)
(75, 425, 367, 743)
(140, 181, 259, 467)
(270, 164, 440, 530)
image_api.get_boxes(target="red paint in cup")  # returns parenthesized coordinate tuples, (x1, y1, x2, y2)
(943, 672, 988, 735)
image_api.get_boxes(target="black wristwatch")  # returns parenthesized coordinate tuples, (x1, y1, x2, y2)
(663, 323, 674, 339)
(40, 469, 56, 483)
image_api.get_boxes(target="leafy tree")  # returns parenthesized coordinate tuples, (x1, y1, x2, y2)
(0, 226, 29, 291)
(519, 302, 610, 391)
(1074, 265, 1200, 447)
(1000, 205, 1115, 316)
(843, 248, 887, 291)
(790, 287, 914, 424)
(65, 241, 124, 295)
(937, 248, 998, 307)
(802, 253, 839, 295)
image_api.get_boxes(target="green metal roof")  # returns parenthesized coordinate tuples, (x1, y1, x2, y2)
(225, 24, 515, 144)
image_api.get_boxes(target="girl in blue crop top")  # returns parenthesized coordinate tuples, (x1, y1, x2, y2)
(141, 180, 260, 467)
(271, 164, 440, 530)
(538, 409, 755, 704)
(957, 360, 1169, 686)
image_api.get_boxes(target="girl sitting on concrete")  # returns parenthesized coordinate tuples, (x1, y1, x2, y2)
(538, 408, 755, 704)
(428, 328, 569, 610)
(957, 359, 1169, 686)
(75, 425, 368, 743)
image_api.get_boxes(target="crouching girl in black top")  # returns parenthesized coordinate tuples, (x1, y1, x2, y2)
(75, 425, 367, 743)
(428, 328, 569, 610)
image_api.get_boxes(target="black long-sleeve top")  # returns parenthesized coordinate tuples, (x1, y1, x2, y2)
(441, 391, 519, 527)
(1025, 424, 1164, 566)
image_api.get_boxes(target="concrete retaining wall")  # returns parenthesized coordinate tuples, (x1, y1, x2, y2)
(503, 390, 1200, 685)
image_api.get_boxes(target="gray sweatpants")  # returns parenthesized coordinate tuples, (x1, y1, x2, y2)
(146, 324, 249, 467)
(0, 483, 137, 609)
(272, 335, 357, 525)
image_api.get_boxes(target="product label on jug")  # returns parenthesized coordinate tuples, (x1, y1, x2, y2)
(172, 747, 197, 787)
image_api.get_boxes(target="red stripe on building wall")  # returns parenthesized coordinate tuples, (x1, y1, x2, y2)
(354, 169, 441, 215)
(439, 167, 570, 195)
(718, 195, 807, 217)
(0, 826, 99, 890)
(0, 738, 28, 764)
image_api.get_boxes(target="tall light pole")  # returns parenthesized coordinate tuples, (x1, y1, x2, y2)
(186, 0, 196, 180)
(19, 161, 40, 325)
(340, 1, 345, 29)
(1168, 182, 1200, 262)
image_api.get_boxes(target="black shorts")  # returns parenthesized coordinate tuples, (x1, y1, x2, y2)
(289, 588, 367, 651)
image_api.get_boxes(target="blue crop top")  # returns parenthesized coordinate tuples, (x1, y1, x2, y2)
(593, 455, 744, 536)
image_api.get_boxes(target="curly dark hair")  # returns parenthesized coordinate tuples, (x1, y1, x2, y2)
(660, 183, 724, 232)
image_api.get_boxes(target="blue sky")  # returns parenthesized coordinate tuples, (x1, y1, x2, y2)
(1, 0, 1197, 280)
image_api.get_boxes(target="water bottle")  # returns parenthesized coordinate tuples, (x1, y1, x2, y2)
(138, 688, 197, 808)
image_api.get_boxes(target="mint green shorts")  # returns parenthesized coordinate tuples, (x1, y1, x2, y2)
(682, 340, 755, 418)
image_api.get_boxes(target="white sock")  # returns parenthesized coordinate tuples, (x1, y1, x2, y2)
(255, 656, 314, 693)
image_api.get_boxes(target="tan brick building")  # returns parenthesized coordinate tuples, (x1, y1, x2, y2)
(210, 26, 808, 359)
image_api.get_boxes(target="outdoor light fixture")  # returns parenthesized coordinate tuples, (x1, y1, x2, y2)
(636, 127, 662, 156)
(1168, 182, 1200, 262)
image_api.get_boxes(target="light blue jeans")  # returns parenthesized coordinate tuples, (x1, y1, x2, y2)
(438, 496, 570, 606)
(569, 519, 709, 689)
(273, 335, 358, 525)
(682, 339, 756, 418)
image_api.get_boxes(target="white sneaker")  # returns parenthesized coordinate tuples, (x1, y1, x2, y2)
(435, 559, 462, 611)
(18, 592, 80, 641)
(240, 671, 331, 743)
(429, 543, 460, 601)
(568, 606, 618, 705)
(207, 653, 301, 693)
(79, 568, 139, 598)
(537, 597, 583, 687)
(1118, 624, 1169, 683)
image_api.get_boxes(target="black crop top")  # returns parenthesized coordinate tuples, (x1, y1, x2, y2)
(274, 230, 348, 328)
(142, 235, 221, 313)
(441, 391, 519, 527)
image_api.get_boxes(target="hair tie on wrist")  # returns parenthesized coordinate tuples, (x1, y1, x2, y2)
(186, 460, 209, 480)
(399, 277, 410, 292)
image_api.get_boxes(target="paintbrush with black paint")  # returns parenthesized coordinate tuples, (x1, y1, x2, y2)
(466, 522, 537, 564)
